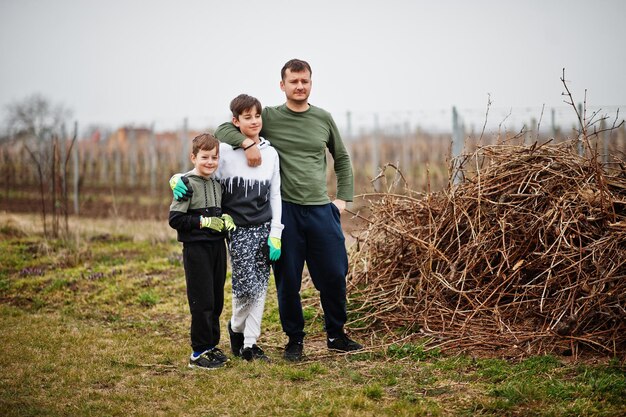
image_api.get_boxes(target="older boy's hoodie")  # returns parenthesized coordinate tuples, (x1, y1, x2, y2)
(217, 139, 283, 239)
(168, 170, 225, 243)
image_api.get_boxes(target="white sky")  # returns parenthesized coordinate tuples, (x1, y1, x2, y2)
(1, 0, 625, 134)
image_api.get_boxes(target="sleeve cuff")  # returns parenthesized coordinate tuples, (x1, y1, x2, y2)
(270, 222, 284, 239)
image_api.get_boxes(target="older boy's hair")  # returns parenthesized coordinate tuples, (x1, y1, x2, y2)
(191, 133, 219, 156)
(230, 94, 263, 119)
(281, 59, 312, 80)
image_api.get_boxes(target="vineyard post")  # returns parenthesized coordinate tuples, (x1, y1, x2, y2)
(180, 117, 188, 172)
(51, 135, 58, 237)
(577, 102, 584, 156)
(114, 133, 121, 186)
(99, 130, 108, 185)
(451, 106, 464, 185)
(149, 123, 157, 194)
(550, 108, 558, 142)
(58, 124, 68, 234)
(402, 121, 410, 181)
(59, 124, 67, 199)
(128, 127, 136, 187)
(371, 113, 380, 192)
(600, 118, 608, 165)
(72, 122, 79, 215)
(528, 117, 537, 145)
(62, 122, 77, 235)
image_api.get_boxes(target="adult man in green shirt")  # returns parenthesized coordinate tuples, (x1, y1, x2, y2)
(215, 59, 362, 361)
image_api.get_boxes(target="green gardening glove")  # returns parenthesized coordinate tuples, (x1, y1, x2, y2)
(169, 173, 193, 201)
(199, 215, 224, 232)
(221, 214, 236, 232)
(268, 237, 281, 261)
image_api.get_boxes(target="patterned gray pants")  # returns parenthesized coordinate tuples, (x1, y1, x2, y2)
(228, 222, 270, 347)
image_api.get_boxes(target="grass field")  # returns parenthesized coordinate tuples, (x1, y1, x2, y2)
(1, 213, 625, 417)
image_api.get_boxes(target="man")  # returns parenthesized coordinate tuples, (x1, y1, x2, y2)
(215, 58, 362, 361)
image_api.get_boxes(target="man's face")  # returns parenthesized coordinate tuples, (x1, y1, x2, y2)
(280, 69, 312, 104)
(191, 147, 219, 177)
(233, 107, 262, 139)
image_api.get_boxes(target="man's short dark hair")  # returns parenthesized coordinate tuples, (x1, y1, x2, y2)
(281, 59, 312, 80)
(192, 133, 219, 156)
(230, 94, 263, 119)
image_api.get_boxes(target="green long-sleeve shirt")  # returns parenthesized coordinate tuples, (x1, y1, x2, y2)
(215, 103, 354, 205)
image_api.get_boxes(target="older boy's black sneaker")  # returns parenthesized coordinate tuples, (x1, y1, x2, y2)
(188, 350, 225, 370)
(283, 339, 304, 362)
(241, 344, 270, 362)
(228, 321, 244, 357)
(209, 347, 229, 363)
(327, 334, 363, 352)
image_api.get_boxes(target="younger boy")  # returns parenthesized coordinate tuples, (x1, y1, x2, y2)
(170, 94, 282, 362)
(168, 133, 236, 370)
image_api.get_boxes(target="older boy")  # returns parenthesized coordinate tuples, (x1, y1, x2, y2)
(219, 94, 282, 361)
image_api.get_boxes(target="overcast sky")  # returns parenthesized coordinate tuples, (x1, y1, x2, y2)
(1, 0, 624, 133)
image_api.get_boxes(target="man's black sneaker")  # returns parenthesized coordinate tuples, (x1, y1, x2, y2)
(188, 350, 225, 370)
(228, 321, 244, 357)
(327, 334, 363, 352)
(240, 344, 270, 362)
(283, 340, 304, 362)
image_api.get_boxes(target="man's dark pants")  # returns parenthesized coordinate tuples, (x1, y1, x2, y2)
(274, 201, 348, 341)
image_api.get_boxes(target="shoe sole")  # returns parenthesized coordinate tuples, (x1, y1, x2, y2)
(327, 342, 363, 352)
(188, 363, 225, 370)
(327, 347, 363, 352)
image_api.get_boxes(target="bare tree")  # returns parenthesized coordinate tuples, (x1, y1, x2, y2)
(6, 94, 71, 139)
(4, 94, 73, 238)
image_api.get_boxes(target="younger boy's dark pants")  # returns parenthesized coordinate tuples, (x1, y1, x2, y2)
(182, 240, 227, 352)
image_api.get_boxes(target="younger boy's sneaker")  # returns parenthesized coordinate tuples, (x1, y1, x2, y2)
(327, 334, 363, 352)
(283, 339, 304, 362)
(240, 344, 270, 362)
(188, 350, 225, 370)
(228, 321, 244, 357)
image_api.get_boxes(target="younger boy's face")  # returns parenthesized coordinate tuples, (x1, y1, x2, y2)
(233, 107, 262, 140)
(190, 147, 219, 177)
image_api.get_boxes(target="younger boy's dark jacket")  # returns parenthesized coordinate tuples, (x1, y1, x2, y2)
(168, 172, 226, 243)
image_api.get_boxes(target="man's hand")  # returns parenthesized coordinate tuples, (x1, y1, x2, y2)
(268, 237, 281, 261)
(242, 139, 262, 167)
(199, 215, 224, 232)
(331, 199, 346, 214)
(221, 214, 236, 232)
(169, 174, 193, 201)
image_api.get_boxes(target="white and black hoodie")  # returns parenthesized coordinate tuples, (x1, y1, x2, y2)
(216, 138, 283, 239)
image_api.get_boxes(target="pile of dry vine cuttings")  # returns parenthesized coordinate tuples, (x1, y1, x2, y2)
(347, 140, 626, 358)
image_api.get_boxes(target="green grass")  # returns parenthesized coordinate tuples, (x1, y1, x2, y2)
(1, 217, 625, 417)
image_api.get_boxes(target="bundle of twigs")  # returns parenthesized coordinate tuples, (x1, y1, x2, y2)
(347, 140, 626, 357)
